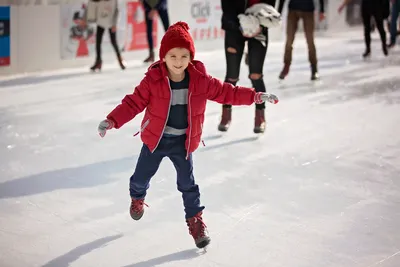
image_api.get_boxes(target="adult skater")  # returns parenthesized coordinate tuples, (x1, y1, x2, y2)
(141, 0, 170, 63)
(86, 0, 126, 71)
(97, 22, 278, 249)
(338, 0, 390, 58)
(388, 0, 400, 48)
(218, 0, 281, 134)
(277, 0, 325, 81)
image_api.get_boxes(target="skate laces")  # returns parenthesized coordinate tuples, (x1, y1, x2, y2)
(130, 198, 148, 214)
(186, 213, 207, 239)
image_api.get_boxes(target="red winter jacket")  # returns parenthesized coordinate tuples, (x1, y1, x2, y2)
(107, 60, 256, 157)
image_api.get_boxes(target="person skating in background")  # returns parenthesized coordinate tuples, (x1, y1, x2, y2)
(339, 0, 390, 58)
(278, 0, 325, 81)
(85, 0, 126, 71)
(97, 21, 279, 249)
(141, 0, 170, 63)
(388, 0, 400, 48)
(218, 0, 281, 134)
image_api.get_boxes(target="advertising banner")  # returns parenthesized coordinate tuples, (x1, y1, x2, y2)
(188, 0, 224, 41)
(60, 2, 126, 59)
(125, 1, 157, 51)
(0, 6, 10, 67)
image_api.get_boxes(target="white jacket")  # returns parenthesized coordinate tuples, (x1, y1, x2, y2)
(86, 0, 119, 29)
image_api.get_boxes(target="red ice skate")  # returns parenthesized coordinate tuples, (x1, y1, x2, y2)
(186, 212, 211, 249)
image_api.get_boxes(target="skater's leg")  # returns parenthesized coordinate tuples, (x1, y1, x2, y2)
(218, 30, 245, 131)
(144, 9, 155, 62)
(224, 30, 245, 90)
(108, 28, 121, 58)
(247, 35, 267, 109)
(157, 4, 170, 31)
(167, 135, 209, 248)
(301, 11, 319, 79)
(389, 0, 400, 45)
(109, 28, 126, 69)
(248, 36, 267, 133)
(167, 136, 204, 219)
(362, 4, 372, 55)
(302, 11, 317, 66)
(373, 12, 388, 55)
(95, 25, 105, 62)
(129, 143, 164, 199)
(283, 11, 299, 66)
(280, 10, 299, 79)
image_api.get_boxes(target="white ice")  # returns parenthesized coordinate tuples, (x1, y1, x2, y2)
(1, 30, 400, 267)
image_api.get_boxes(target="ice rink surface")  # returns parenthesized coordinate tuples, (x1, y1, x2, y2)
(1, 31, 400, 267)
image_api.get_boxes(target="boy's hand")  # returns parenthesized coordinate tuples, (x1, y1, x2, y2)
(255, 92, 279, 104)
(98, 119, 114, 137)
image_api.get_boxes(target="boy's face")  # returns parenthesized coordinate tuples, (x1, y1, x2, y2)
(163, 48, 191, 76)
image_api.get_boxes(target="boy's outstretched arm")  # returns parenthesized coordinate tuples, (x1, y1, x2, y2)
(206, 76, 278, 105)
(98, 78, 150, 137)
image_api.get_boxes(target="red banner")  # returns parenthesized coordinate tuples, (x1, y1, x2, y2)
(125, 1, 157, 51)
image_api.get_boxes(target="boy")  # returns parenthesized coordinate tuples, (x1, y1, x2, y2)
(97, 21, 278, 249)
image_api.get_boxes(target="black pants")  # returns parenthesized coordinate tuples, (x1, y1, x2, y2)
(95, 25, 121, 61)
(145, 7, 170, 53)
(362, 1, 387, 50)
(129, 135, 204, 219)
(223, 30, 268, 110)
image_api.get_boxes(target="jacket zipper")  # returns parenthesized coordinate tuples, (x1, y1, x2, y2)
(133, 119, 150, 136)
(186, 92, 193, 159)
(152, 77, 172, 153)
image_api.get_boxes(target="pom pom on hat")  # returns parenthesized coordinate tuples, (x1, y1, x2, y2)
(159, 21, 195, 60)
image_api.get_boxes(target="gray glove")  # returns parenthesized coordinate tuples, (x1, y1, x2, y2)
(255, 92, 279, 104)
(98, 119, 114, 137)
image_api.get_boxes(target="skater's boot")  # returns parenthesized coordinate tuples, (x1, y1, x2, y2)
(311, 64, 320, 81)
(117, 55, 126, 70)
(143, 51, 155, 63)
(129, 197, 148, 220)
(186, 212, 211, 249)
(218, 105, 232, 132)
(382, 43, 388, 56)
(253, 108, 266, 134)
(387, 42, 395, 49)
(279, 64, 290, 80)
(90, 59, 102, 72)
(362, 48, 371, 58)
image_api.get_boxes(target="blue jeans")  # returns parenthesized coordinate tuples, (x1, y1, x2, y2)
(129, 135, 204, 219)
(390, 0, 400, 44)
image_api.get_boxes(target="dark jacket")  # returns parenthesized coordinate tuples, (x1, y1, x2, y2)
(277, 0, 325, 14)
(362, 0, 390, 19)
(221, 0, 277, 32)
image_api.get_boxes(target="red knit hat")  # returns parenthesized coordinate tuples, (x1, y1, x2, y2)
(159, 21, 195, 60)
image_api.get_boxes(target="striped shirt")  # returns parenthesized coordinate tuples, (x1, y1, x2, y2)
(163, 71, 189, 136)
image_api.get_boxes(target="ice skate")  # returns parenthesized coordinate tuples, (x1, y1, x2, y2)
(186, 212, 211, 249)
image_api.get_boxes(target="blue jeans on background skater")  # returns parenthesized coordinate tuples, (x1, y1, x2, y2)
(390, 0, 400, 45)
(129, 135, 204, 219)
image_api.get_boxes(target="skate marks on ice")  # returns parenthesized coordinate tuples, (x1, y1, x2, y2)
(365, 250, 400, 267)
(121, 248, 201, 267)
(199, 136, 259, 152)
(41, 234, 123, 267)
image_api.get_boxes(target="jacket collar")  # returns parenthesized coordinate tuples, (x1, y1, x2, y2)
(146, 60, 207, 81)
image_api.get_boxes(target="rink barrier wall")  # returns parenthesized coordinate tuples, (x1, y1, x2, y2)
(0, 0, 361, 76)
